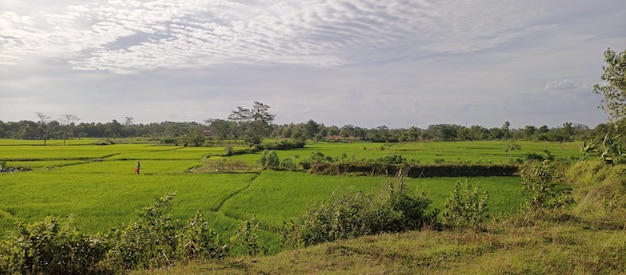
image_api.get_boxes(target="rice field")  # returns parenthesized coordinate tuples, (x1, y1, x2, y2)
(0, 138, 574, 251)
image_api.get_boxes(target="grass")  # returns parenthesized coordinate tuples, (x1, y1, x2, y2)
(1, 138, 624, 273)
(133, 220, 626, 274)
(227, 141, 582, 166)
(0, 171, 255, 234)
(221, 171, 523, 231)
(132, 161, 626, 274)
(0, 140, 527, 250)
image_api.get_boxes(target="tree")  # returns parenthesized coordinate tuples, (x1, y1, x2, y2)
(35, 112, 51, 145)
(205, 118, 235, 140)
(503, 141, 521, 161)
(124, 117, 134, 126)
(59, 114, 80, 145)
(303, 119, 320, 139)
(594, 48, 626, 121)
(228, 101, 275, 145)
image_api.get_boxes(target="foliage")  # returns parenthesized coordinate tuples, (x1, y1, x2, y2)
(600, 132, 624, 164)
(282, 191, 374, 248)
(105, 193, 180, 269)
(441, 180, 489, 229)
(280, 158, 296, 170)
(370, 169, 436, 232)
(309, 162, 519, 177)
(176, 211, 229, 261)
(503, 141, 521, 160)
(282, 170, 435, 248)
(525, 150, 554, 162)
(228, 101, 275, 145)
(375, 154, 406, 164)
(0, 216, 109, 275)
(593, 48, 626, 121)
(258, 150, 280, 169)
(580, 139, 598, 160)
(262, 138, 306, 150)
(520, 162, 574, 212)
(230, 216, 267, 257)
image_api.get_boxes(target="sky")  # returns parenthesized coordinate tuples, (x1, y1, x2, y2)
(1, 0, 625, 129)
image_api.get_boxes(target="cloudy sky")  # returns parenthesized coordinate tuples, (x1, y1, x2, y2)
(1, 0, 625, 129)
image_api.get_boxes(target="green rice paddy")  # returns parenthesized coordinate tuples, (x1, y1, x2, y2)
(0, 138, 580, 251)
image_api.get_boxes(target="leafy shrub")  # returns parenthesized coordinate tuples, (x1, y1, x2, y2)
(223, 146, 234, 156)
(441, 180, 489, 229)
(176, 211, 229, 261)
(280, 158, 296, 170)
(283, 170, 435, 247)
(283, 191, 374, 248)
(520, 162, 574, 211)
(230, 216, 268, 257)
(370, 171, 436, 232)
(259, 150, 280, 169)
(0, 216, 109, 275)
(375, 154, 406, 164)
(526, 152, 545, 161)
(263, 139, 306, 150)
(310, 151, 333, 163)
(105, 193, 180, 269)
(299, 160, 311, 170)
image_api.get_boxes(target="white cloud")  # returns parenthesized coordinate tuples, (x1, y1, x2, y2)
(0, 0, 624, 128)
(1, 0, 567, 73)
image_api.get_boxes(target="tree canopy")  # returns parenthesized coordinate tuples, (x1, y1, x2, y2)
(593, 48, 626, 121)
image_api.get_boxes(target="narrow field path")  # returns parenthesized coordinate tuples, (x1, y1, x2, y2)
(211, 172, 260, 213)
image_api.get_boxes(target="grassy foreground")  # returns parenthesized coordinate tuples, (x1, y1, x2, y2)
(134, 161, 626, 274)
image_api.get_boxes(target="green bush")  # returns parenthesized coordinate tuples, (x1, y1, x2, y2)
(259, 150, 280, 169)
(230, 216, 268, 257)
(520, 162, 574, 211)
(280, 158, 296, 170)
(283, 170, 435, 248)
(283, 191, 374, 248)
(441, 180, 489, 229)
(0, 216, 109, 275)
(263, 139, 306, 150)
(176, 211, 229, 261)
(105, 193, 180, 269)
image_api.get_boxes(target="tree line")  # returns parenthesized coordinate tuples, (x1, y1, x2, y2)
(1, 47, 624, 146)
(0, 116, 609, 144)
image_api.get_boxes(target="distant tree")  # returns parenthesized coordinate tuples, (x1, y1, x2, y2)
(593, 48, 626, 122)
(523, 125, 537, 140)
(205, 118, 235, 140)
(106, 120, 123, 137)
(124, 117, 134, 126)
(303, 119, 320, 139)
(228, 101, 275, 145)
(35, 112, 51, 145)
(59, 114, 80, 145)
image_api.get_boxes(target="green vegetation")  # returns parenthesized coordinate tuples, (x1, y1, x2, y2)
(0, 137, 624, 273)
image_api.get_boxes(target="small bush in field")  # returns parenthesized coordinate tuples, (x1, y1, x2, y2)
(176, 211, 229, 260)
(283, 169, 435, 248)
(105, 193, 180, 270)
(280, 158, 296, 170)
(231, 216, 268, 257)
(520, 162, 574, 211)
(104, 193, 231, 270)
(441, 180, 489, 229)
(259, 150, 280, 169)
